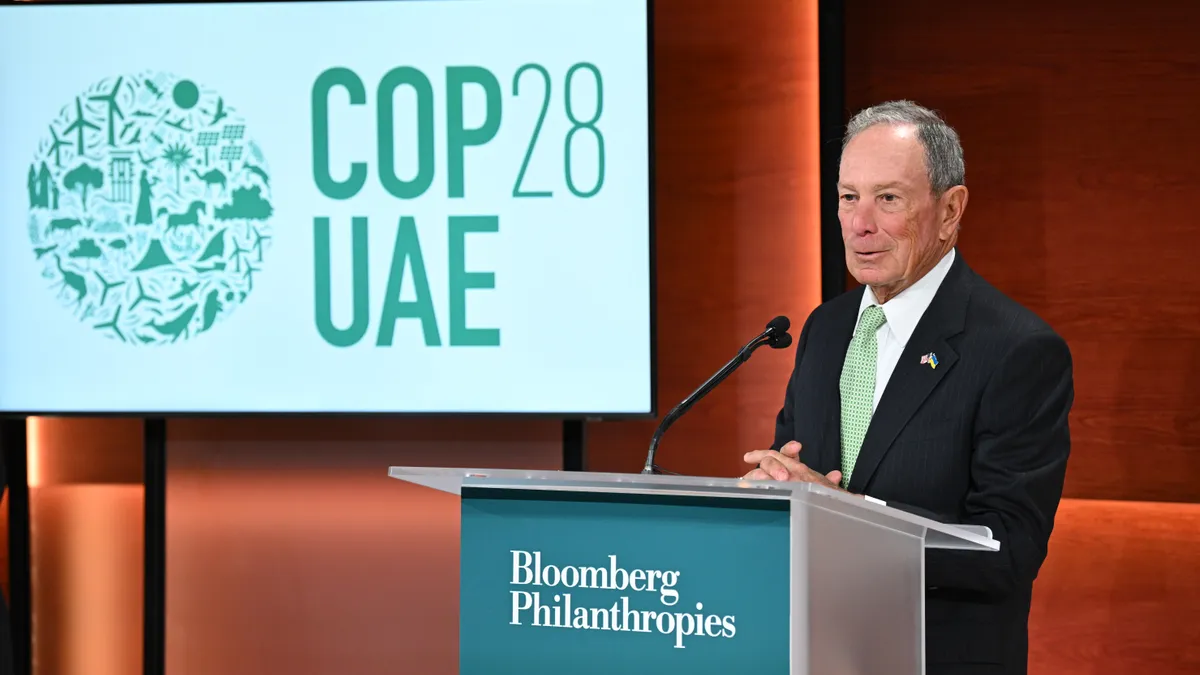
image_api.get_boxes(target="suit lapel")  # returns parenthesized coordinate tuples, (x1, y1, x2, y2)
(845, 255, 973, 494)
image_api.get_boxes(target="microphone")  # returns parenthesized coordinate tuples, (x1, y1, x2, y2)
(641, 315, 793, 475)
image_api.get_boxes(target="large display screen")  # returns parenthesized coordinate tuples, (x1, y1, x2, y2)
(0, 0, 653, 415)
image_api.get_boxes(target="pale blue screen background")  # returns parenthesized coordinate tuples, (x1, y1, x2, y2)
(0, 0, 651, 414)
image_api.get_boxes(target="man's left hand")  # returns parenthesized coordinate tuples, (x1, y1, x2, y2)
(742, 441, 843, 489)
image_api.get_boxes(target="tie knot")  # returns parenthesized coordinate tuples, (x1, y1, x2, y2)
(858, 305, 887, 334)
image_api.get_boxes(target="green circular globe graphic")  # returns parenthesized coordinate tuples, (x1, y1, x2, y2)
(26, 71, 273, 346)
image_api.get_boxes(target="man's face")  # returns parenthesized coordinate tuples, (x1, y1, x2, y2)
(837, 123, 961, 298)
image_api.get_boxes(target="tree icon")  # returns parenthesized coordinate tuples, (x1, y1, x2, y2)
(161, 142, 194, 193)
(63, 162, 104, 212)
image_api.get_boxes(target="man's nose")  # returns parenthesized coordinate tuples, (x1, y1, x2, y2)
(849, 202, 877, 236)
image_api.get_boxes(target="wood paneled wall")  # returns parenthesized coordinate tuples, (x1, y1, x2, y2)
(21, 418, 144, 675)
(587, 0, 823, 478)
(1029, 499, 1200, 674)
(163, 417, 561, 675)
(842, 0, 1200, 504)
(842, 1, 1200, 673)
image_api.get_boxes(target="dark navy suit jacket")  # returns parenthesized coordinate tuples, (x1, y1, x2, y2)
(773, 252, 1073, 675)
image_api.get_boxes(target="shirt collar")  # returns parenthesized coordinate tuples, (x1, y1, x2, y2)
(855, 248, 956, 345)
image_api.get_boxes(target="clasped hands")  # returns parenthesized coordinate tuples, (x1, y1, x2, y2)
(741, 440, 846, 492)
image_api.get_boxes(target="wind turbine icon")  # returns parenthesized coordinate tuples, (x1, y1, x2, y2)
(63, 97, 100, 155)
(45, 126, 69, 167)
(88, 76, 126, 147)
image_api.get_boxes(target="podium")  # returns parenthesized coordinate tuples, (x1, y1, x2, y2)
(389, 466, 998, 675)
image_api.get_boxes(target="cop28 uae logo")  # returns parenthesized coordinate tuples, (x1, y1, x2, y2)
(26, 71, 273, 345)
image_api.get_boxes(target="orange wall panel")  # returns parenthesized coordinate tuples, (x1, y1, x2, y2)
(24, 417, 145, 675)
(843, 0, 1200, 504)
(588, 0, 823, 478)
(31, 485, 143, 675)
(842, 1, 1200, 672)
(1030, 499, 1200, 674)
(164, 417, 561, 675)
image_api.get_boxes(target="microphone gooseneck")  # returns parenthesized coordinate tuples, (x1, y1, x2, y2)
(641, 316, 793, 475)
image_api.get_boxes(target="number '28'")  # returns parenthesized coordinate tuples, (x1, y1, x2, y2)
(512, 62, 605, 199)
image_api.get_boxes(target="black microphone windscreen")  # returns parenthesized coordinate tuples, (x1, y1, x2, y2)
(766, 315, 790, 333)
(770, 332, 792, 349)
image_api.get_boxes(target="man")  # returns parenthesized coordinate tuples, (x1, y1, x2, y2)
(743, 100, 1073, 675)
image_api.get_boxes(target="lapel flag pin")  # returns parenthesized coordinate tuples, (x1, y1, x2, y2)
(920, 352, 939, 369)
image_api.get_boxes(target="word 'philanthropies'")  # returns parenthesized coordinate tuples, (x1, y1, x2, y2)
(508, 550, 736, 648)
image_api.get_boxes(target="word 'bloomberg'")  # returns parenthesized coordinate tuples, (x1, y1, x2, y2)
(312, 63, 606, 201)
(511, 550, 681, 605)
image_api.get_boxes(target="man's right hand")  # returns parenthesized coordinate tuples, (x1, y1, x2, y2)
(741, 440, 843, 487)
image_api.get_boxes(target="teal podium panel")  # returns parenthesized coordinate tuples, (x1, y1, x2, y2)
(460, 489, 790, 673)
(389, 467, 999, 675)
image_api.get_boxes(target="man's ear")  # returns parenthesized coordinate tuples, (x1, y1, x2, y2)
(939, 185, 968, 239)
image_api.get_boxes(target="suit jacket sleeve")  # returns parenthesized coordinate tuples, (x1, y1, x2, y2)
(919, 329, 1074, 597)
(771, 311, 815, 451)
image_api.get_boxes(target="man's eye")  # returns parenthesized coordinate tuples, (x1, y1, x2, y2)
(880, 193, 898, 202)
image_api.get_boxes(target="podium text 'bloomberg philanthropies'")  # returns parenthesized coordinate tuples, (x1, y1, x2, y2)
(508, 550, 737, 647)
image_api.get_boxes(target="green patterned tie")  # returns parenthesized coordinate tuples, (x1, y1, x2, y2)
(839, 305, 887, 488)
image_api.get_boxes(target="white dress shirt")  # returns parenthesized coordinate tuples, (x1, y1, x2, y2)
(852, 248, 956, 414)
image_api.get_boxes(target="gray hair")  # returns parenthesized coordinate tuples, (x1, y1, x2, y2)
(843, 100, 965, 195)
